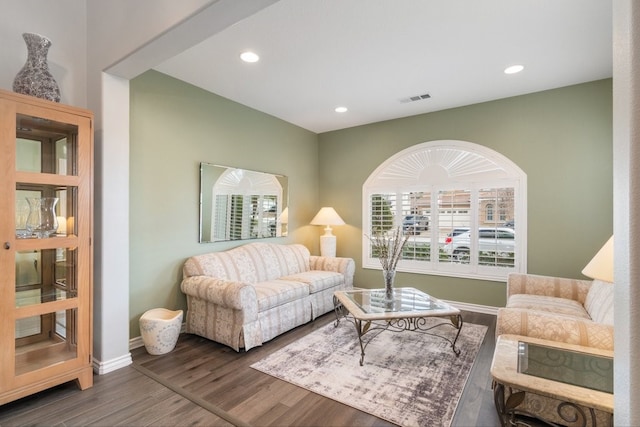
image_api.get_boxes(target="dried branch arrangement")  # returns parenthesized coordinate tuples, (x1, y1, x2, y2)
(367, 226, 409, 271)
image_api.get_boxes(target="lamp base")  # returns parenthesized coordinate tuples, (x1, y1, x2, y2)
(319, 234, 337, 257)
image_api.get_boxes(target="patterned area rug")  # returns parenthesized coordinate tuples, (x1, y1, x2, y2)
(251, 318, 487, 427)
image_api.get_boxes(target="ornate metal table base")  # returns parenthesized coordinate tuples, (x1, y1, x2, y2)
(492, 381, 613, 427)
(333, 295, 463, 366)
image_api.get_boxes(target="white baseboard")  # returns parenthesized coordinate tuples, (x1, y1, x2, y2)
(125, 304, 495, 357)
(93, 352, 133, 375)
(129, 322, 187, 351)
(443, 299, 499, 316)
(129, 336, 145, 350)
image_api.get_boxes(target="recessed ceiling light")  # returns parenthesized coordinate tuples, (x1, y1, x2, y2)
(504, 65, 524, 74)
(335, 106, 348, 113)
(240, 51, 260, 63)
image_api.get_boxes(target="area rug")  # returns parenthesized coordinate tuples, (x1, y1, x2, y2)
(251, 319, 487, 427)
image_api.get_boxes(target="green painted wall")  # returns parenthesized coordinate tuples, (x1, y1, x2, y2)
(129, 73, 612, 338)
(129, 70, 319, 337)
(318, 79, 613, 307)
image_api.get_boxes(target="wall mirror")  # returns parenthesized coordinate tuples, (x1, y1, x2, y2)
(200, 163, 289, 242)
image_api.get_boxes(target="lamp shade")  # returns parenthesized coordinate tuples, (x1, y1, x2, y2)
(581, 235, 614, 283)
(310, 207, 345, 226)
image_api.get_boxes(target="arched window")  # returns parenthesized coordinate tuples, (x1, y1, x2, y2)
(362, 140, 527, 281)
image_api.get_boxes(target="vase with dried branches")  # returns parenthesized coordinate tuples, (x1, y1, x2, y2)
(368, 226, 409, 301)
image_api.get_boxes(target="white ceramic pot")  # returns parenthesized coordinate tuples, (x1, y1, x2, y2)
(139, 308, 183, 355)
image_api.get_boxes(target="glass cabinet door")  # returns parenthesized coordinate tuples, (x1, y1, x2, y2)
(15, 248, 79, 375)
(13, 113, 81, 377)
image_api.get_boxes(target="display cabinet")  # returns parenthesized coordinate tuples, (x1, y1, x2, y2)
(0, 88, 93, 405)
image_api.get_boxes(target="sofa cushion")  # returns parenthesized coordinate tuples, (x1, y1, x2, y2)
(507, 273, 592, 304)
(584, 280, 614, 325)
(183, 242, 310, 282)
(496, 308, 614, 350)
(506, 294, 591, 319)
(280, 270, 344, 293)
(253, 280, 310, 312)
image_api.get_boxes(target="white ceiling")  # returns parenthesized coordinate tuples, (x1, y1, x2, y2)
(154, 0, 612, 134)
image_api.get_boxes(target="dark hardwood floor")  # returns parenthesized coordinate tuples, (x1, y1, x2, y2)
(0, 311, 500, 427)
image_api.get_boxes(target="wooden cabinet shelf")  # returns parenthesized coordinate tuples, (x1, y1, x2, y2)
(16, 337, 77, 376)
(0, 88, 93, 406)
(14, 236, 80, 251)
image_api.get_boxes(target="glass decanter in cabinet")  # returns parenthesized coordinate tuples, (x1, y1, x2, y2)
(0, 89, 93, 405)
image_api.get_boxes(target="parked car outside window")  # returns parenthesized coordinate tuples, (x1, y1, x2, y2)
(402, 215, 429, 235)
(444, 227, 470, 244)
(443, 227, 515, 262)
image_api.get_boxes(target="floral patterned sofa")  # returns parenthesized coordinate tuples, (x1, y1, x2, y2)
(496, 273, 614, 350)
(181, 242, 355, 351)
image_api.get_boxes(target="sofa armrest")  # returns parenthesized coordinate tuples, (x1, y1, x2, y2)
(181, 276, 258, 312)
(309, 256, 356, 287)
(507, 273, 592, 304)
(496, 308, 614, 351)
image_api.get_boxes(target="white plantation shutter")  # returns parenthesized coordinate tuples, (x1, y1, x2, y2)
(212, 194, 229, 241)
(370, 193, 396, 234)
(229, 195, 244, 240)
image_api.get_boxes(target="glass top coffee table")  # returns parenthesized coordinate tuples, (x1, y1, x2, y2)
(491, 334, 614, 426)
(333, 287, 463, 365)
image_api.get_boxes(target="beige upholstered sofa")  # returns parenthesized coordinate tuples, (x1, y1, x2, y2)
(496, 273, 614, 350)
(181, 242, 355, 351)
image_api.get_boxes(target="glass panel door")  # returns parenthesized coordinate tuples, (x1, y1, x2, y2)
(13, 111, 80, 377)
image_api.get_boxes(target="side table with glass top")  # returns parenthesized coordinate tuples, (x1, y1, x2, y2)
(333, 287, 463, 365)
(491, 334, 613, 427)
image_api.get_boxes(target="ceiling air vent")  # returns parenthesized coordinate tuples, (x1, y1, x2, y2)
(400, 93, 431, 104)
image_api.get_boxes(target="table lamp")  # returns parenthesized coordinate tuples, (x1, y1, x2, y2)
(280, 207, 289, 236)
(581, 235, 614, 282)
(310, 207, 345, 257)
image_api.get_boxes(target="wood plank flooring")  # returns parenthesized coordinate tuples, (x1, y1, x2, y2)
(0, 311, 500, 426)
